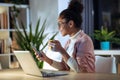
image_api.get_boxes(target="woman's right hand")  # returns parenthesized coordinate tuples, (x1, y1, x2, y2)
(34, 51, 53, 65)
(34, 51, 46, 61)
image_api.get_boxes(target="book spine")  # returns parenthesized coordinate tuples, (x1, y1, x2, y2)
(0, 11, 8, 29)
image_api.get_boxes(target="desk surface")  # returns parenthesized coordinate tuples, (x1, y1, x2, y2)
(0, 69, 120, 80)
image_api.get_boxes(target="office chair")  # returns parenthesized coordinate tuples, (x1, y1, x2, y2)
(95, 56, 116, 74)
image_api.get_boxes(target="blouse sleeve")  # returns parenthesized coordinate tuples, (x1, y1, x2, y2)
(73, 35, 95, 72)
(67, 57, 80, 72)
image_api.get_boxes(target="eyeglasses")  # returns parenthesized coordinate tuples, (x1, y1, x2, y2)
(57, 21, 67, 27)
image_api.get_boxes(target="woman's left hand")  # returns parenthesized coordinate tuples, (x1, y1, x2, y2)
(48, 40, 64, 52)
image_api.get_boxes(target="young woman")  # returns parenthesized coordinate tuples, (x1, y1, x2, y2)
(35, 0, 95, 73)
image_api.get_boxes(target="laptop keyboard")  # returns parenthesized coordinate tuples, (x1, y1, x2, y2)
(41, 71, 68, 77)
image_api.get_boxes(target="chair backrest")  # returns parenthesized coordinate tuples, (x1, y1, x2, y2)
(95, 56, 116, 74)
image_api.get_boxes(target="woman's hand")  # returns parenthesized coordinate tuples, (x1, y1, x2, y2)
(49, 40, 70, 62)
(48, 40, 64, 52)
(35, 51, 46, 61)
(34, 51, 53, 65)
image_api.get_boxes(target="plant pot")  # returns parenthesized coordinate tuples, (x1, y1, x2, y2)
(100, 41, 110, 50)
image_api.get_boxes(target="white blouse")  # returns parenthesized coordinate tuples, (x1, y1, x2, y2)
(51, 30, 82, 72)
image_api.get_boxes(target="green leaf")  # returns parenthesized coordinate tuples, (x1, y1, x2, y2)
(93, 26, 116, 41)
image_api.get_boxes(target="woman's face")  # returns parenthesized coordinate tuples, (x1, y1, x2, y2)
(58, 18, 70, 36)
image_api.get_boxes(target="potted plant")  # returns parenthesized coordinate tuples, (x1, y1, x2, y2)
(93, 26, 116, 50)
(14, 18, 58, 68)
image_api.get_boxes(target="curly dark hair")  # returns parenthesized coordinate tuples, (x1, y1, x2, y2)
(59, 0, 83, 29)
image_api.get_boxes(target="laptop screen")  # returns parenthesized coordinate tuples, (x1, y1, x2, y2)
(14, 51, 42, 77)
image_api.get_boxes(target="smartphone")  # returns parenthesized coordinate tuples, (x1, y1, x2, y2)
(31, 45, 43, 57)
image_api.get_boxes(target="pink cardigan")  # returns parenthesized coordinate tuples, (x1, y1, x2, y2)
(64, 31, 95, 72)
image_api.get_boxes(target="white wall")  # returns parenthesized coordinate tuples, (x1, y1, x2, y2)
(29, 0, 58, 33)
(58, 0, 70, 14)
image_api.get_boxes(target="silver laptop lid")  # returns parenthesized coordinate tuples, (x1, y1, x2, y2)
(14, 51, 42, 77)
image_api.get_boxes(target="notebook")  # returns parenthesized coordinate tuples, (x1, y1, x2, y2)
(13, 51, 68, 77)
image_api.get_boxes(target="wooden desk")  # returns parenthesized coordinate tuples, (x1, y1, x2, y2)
(0, 69, 120, 80)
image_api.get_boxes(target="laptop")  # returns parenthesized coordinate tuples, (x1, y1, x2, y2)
(13, 51, 68, 77)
